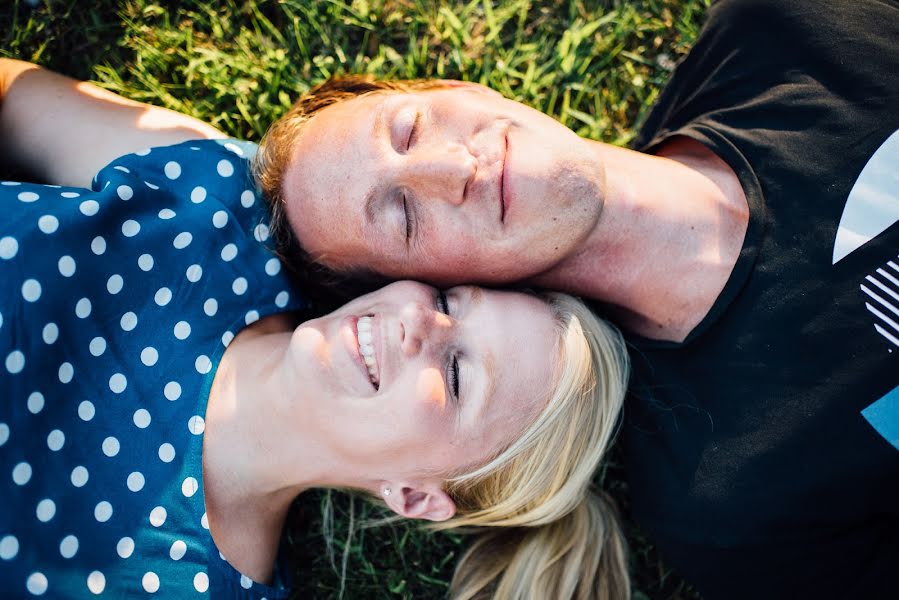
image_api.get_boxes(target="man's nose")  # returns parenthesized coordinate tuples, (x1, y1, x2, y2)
(399, 301, 453, 357)
(403, 144, 476, 205)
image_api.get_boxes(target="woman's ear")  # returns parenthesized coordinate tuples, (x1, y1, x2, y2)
(435, 79, 504, 99)
(380, 480, 456, 522)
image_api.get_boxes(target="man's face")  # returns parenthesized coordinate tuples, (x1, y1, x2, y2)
(282, 85, 604, 284)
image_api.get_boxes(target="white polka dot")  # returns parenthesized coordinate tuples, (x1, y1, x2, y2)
(169, 540, 187, 561)
(200, 512, 209, 529)
(149, 506, 167, 527)
(60, 535, 79, 559)
(174, 321, 191, 340)
(203, 298, 218, 316)
(265, 258, 281, 276)
(87, 571, 105, 594)
(190, 186, 207, 203)
(275, 291, 290, 308)
(107, 274, 124, 294)
(121, 219, 140, 237)
(0, 535, 19, 560)
(58, 256, 76, 277)
(102, 436, 120, 457)
(38, 215, 59, 234)
(217, 159, 234, 177)
(173, 232, 192, 249)
(120, 311, 138, 331)
(36, 498, 56, 522)
(0, 236, 18, 259)
(94, 501, 113, 522)
(133, 408, 151, 428)
(27, 392, 44, 414)
(135, 148, 151, 156)
(151, 288, 170, 308)
(225, 142, 245, 156)
(116, 185, 133, 200)
(182, 477, 199, 497)
(138, 254, 154, 271)
(240, 574, 253, 589)
(18, 191, 39, 203)
(117, 536, 135, 557)
(47, 429, 65, 451)
(113, 166, 130, 173)
(220, 243, 238, 262)
(0, 181, 19, 185)
(221, 331, 234, 346)
(75, 298, 92, 318)
(195, 355, 212, 374)
(254, 223, 270, 242)
(22, 279, 42, 302)
(90, 236, 106, 255)
(88, 336, 106, 357)
(127, 471, 145, 492)
(193, 572, 209, 593)
(79, 200, 99, 216)
(58, 362, 73, 384)
(188, 415, 205, 435)
(158, 443, 176, 463)
(158, 208, 175, 219)
(109, 373, 128, 394)
(0, 311, 3, 330)
(60, 191, 80, 198)
(0, 423, 8, 446)
(42, 323, 59, 344)
(142, 572, 160, 593)
(245, 310, 260, 325)
(78, 400, 95, 421)
(26, 572, 48, 595)
(240, 189, 255, 207)
(6, 350, 25, 374)
(13, 462, 32, 485)
(140, 347, 159, 366)
(70, 466, 89, 487)
(212, 210, 228, 228)
(185, 264, 202, 283)
(164, 161, 181, 179)
(164, 381, 182, 401)
(232, 277, 248, 295)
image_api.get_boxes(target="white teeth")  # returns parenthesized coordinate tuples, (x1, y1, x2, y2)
(356, 316, 379, 387)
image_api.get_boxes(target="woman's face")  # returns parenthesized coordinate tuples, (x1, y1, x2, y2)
(289, 281, 559, 479)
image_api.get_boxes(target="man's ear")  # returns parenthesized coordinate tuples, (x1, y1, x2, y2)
(435, 79, 504, 99)
(381, 480, 456, 522)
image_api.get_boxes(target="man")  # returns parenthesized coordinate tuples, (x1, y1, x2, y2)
(252, 0, 899, 598)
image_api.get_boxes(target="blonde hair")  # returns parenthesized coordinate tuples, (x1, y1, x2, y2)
(436, 292, 630, 600)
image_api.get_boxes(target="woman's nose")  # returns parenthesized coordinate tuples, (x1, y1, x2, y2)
(404, 144, 476, 205)
(399, 302, 452, 357)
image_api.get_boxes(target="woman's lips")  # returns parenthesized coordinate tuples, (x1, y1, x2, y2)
(341, 315, 375, 390)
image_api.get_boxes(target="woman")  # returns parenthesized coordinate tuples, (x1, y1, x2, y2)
(0, 61, 630, 598)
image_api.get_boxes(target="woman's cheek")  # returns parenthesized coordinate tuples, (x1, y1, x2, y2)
(414, 368, 448, 414)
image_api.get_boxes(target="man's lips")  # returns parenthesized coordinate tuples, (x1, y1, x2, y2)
(500, 130, 510, 224)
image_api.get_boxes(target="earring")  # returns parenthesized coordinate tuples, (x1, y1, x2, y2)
(383, 487, 392, 497)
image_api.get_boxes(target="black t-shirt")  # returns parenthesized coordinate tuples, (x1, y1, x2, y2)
(624, 1, 899, 598)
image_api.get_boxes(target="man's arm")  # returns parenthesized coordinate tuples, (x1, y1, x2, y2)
(0, 59, 226, 188)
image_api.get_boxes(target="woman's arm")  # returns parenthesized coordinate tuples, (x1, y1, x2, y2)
(0, 58, 226, 188)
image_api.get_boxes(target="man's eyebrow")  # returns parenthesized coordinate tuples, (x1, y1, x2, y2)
(362, 101, 389, 230)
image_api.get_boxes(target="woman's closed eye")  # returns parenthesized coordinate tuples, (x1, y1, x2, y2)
(405, 111, 420, 151)
(436, 290, 461, 401)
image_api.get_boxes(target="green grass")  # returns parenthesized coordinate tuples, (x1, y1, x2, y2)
(2, 0, 708, 597)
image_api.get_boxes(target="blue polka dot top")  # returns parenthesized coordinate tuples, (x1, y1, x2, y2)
(0, 139, 304, 598)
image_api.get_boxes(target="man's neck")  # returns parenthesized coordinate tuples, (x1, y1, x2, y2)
(531, 137, 749, 342)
